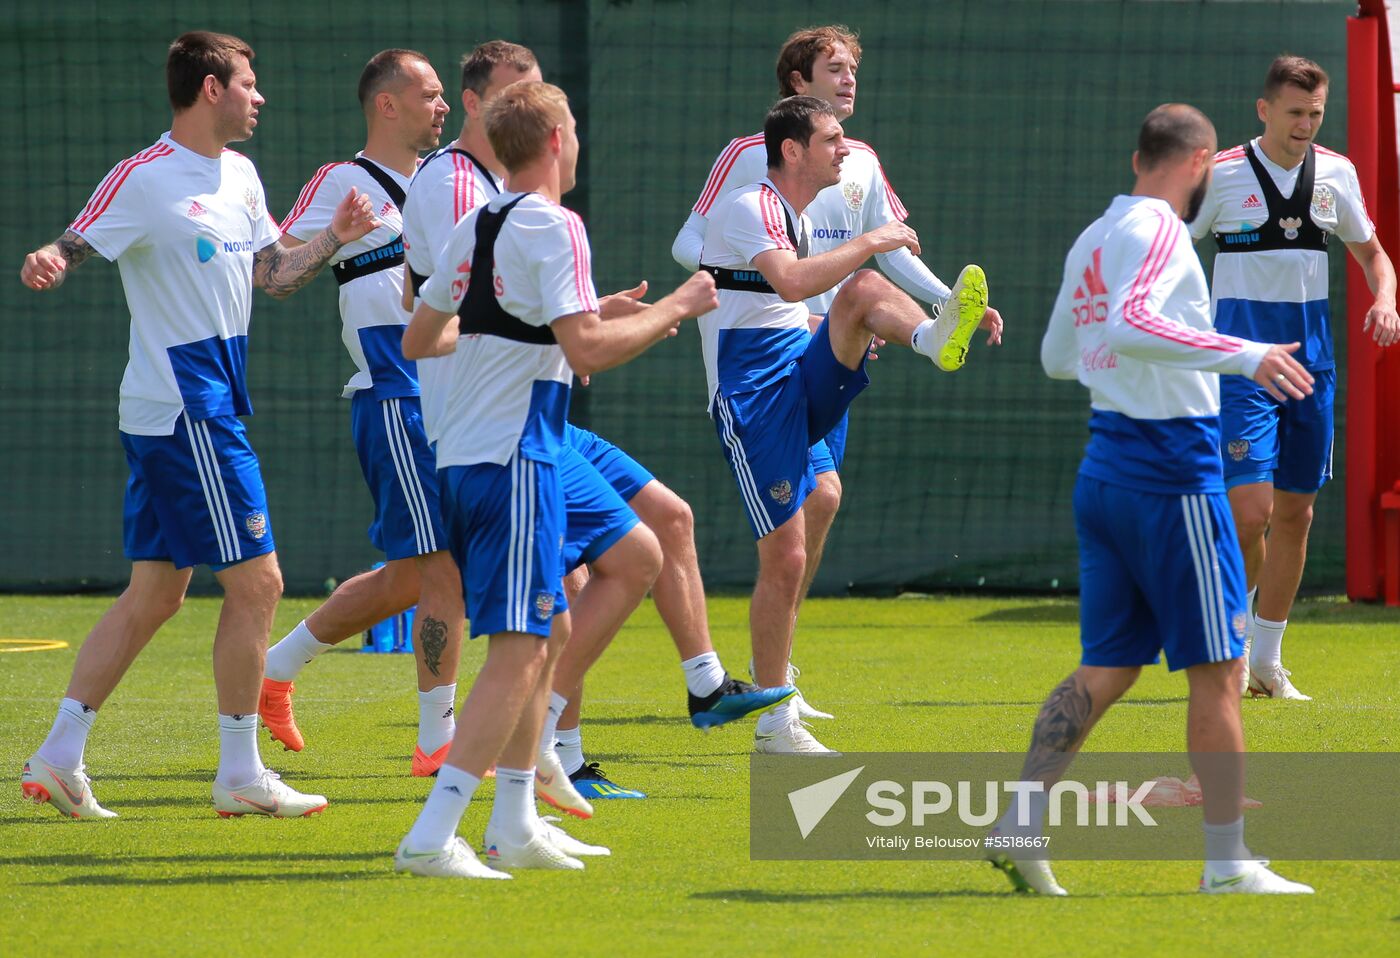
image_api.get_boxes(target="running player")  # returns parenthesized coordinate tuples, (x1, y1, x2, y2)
(700, 95, 983, 753)
(989, 104, 1313, 896)
(257, 50, 466, 777)
(403, 41, 793, 798)
(393, 80, 718, 878)
(18, 31, 378, 819)
(673, 25, 1003, 719)
(1189, 56, 1398, 700)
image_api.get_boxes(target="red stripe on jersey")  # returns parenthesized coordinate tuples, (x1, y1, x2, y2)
(694, 134, 763, 215)
(1213, 146, 1246, 164)
(759, 187, 795, 251)
(71, 144, 175, 233)
(280, 162, 351, 232)
(1313, 144, 1348, 162)
(563, 210, 596, 312)
(1124, 211, 1238, 353)
(452, 153, 482, 224)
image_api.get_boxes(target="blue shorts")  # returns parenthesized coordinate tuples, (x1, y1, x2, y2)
(440, 456, 568, 640)
(565, 423, 655, 502)
(121, 413, 275, 570)
(1075, 475, 1248, 671)
(560, 445, 639, 572)
(1220, 369, 1335, 494)
(350, 394, 447, 560)
(712, 318, 869, 539)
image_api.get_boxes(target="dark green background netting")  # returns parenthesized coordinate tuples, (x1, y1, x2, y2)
(0, 0, 1354, 595)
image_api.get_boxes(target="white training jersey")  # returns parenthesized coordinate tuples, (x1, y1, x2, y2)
(678, 133, 949, 312)
(280, 155, 415, 399)
(69, 132, 281, 436)
(1042, 195, 1269, 494)
(418, 192, 598, 468)
(698, 178, 813, 407)
(1189, 137, 1373, 371)
(403, 146, 503, 442)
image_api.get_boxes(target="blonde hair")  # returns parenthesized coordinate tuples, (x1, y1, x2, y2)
(484, 81, 570, 172)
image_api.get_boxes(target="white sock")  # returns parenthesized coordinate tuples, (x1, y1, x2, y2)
(405, 763, 480, 853)
(911, 318, 939, 358)
(488, 766, 537, 845)
(38, 697, 97, 769)
(555, 726, 584, 776)
(997, 789, 1049, 837)
(755, 699, 796, 735)
(216, 713, 266, 788)
(417, 683, 456, 754)
(1250, 616, 1287, 671)
(1204, 817, 1250, 874)
(538, 692, 568, 755)
(681, 651, 725, 698)
(1245, 586, 1258, 613)
(264, 620, 334, 682)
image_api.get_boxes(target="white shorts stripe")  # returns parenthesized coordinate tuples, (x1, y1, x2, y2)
(715, 397, 773, 536)
(198, 421, 243, 563)
(1193, 495, 1231, 661)
(183, 413, 233, 564)
(1180, 495, 1220, 662)
(524, 460, 537, 628)
(508, 454, 521, 633)
(383, 399, 435, 554)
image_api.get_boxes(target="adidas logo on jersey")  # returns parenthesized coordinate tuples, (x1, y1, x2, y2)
(380, 201, 397, 217)
(187, 201, 209, 218)
(1242, 194, 1263, 210)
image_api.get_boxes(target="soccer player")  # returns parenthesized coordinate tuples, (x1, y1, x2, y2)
(18, 31, 378, 819)
(393, 81, 718, 878)
(673, 25, 1003, 719)
(404, 41, 793, 799)
(1189, 56, 1399, 700)
(700, 95, 984, 753)
(988, 104, 1314, 896)
(257, 50, 468, 778)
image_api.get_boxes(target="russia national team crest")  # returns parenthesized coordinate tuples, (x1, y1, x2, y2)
(534, 591, 555, 621)
(1232, 611, 1249, 640)
(768, 479, 793, 506)
(1279, 216, 1302, 241)
(1311, 184, 1335, 218)
(842, 180, 865, 211)
(244, 187, 259, 215)
(1227, 439, 1250, 462)
(244, 511, 268, 540)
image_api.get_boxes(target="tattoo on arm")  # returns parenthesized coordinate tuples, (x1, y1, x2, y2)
(419, 616, 447, 677)
(1020, 674, 1093, 782)
(54, 230, 96, 270)
(252, 226, 342, 299)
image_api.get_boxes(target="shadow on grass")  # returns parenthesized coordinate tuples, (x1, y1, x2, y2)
(973, 605, 1079, 624)
(1, 851, 384, 867)
(51, 869, 393, 886)
(692, 887, 1197, 903)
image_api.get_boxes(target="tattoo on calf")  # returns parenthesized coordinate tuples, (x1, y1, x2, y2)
(1020, 675, 1093, 781)
(420, 616, 448, 677)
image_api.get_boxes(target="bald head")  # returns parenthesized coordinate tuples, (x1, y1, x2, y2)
(1136, 104, 1216, 172)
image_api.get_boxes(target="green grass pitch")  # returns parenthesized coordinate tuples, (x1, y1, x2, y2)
(1, 593, 1397, 957)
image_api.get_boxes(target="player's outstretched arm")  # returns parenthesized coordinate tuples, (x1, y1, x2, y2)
(755, 221, 918, 303)
(20, 231, 96, 291)
(253, 188, 379, 299)
(672, 213, 708, 272)
(1345, 236, 1400, 347)
(553, 271, 717, 377)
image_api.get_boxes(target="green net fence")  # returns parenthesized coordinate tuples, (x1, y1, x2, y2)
(0, 0, 1354, 595)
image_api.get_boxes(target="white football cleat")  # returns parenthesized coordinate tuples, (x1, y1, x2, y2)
(1238, 635, 1253, 696)
(1247, 664, 1312, 701)
(211, 769, 328, 818)
(539, 815, 610, 857)
(749, 660, 835, 720)
(535, 747, 593, 819)
(754, 720, 837, 754)
(1200, 861, 1314, 894)
(394, 836, 512, 880)
(484, 824, 585, 870)
(20, 753, 117, 820)
(987, 847, 1068, 896)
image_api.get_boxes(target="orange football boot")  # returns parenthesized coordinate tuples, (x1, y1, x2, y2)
(259, 678, 305, 752)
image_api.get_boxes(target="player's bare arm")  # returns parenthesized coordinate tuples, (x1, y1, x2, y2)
(754, 221, 918, 303)
(1344, 235, 1399, 347)
(1253, 342, 1315, 402)
(553, 272, 717, 376)
(400, 264, 415, 312)
(20, 230, 96, 291)
(254, 188, 379, 299)
(598, 280, 649, 319)
(401, 303, 460, 360)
